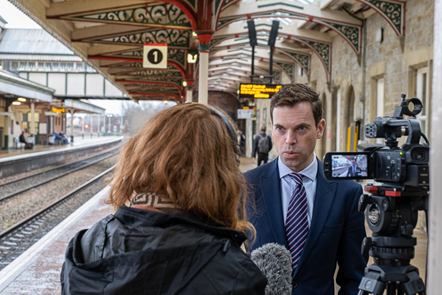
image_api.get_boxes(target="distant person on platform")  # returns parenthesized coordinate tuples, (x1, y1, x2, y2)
(19, 131, 27, 145)
(60, 103, 266, 295)
(237, 129, 246, 156)
(347, 157, 362, 177)
(19, 131, 33, 149)
(253, 126, 272, 166)
(59, 132, 69, 144)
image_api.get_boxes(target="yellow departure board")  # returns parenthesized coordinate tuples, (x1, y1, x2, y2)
(239, 83, 283, 99)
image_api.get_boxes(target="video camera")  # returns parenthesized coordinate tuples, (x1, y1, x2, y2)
(323, 94, 429, 295)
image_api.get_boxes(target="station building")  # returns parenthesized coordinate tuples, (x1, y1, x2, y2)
(0, 17, 121, 148)
(251, 0, 434, 163)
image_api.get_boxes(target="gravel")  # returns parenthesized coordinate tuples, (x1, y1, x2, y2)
(0, 170, 113, 271)
(0, 150, 119, 198)
(0, 155, 118, 231)
(0, 144, 123, 185)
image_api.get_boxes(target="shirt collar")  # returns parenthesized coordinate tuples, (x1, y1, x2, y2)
(278, 153, 317, 181)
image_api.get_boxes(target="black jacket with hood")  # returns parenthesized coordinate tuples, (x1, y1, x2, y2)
(60, 205, 267, 295)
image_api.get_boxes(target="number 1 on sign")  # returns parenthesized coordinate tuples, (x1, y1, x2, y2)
(143, 44, 167, 69)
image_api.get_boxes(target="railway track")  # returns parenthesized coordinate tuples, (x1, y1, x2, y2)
(0, 165, 116, 270)
(0, 147, 120, 203)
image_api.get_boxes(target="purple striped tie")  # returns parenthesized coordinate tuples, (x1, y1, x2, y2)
(286, 172, 309, 271)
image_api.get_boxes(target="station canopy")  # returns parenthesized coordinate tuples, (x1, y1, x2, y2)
(12, 0, 405, 102)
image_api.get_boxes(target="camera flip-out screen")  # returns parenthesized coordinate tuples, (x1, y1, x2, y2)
(331, 154, 369, 178)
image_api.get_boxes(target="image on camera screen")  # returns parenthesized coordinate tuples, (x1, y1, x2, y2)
(331, 155, 368, 177)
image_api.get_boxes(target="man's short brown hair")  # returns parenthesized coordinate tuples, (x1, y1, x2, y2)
(270, 83, 323, 126)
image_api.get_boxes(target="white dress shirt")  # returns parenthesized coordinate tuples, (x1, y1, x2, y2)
(278, 154, 317, 226)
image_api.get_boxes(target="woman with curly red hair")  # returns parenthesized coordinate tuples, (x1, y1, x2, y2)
(61, 103, 266, 295)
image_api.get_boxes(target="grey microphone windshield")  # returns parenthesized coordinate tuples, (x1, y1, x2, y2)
(251, 243, 292, 295)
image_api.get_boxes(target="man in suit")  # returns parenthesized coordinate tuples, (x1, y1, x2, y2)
(347, 158, 362, 177)
(245, 83, 367, 295)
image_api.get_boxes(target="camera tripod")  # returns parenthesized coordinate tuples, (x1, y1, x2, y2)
(357, 236, 426, 295)
(357, 185, 428, 295)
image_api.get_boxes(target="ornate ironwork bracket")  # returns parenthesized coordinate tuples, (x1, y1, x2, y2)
(69, 4, 191, 29)
(274, 62, 293, 82)
(112, 63, 178, 71)
(315, 20, 361, 54)
(356, 0, 405, 36)
(277, 52, 310, 78)
(293, 37, 331, 82)
(93, 29, 191, 48)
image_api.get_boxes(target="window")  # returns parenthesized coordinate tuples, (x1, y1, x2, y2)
(417, 67, 429, 142)
(38, 62, 45, 71)
(11, 62, 18, 71)
(85, 63, 96, 72)
(28, 62, 36, 71)
(19, 62, 27, 71)
(376, 78, 384, 144)
(298, 67, 303, 76)
(53, 63, 59, 71)
(60, 63, 67, 71)
(45, 63, 52, 71)
(67, 63, 74, 71)
(76, 62, 84, 72)
(1, 61, 10, 71)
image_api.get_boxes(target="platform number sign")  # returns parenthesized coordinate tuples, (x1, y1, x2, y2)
(143, 43, 168, 69)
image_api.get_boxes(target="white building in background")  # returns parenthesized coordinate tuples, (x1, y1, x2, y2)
(0, 28, 125, 98)
(0, 16, 123, 148)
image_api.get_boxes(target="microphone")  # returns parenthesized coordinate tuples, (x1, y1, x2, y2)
(251, 243, 292, 295)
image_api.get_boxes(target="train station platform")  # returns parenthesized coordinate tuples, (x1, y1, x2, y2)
(0, 157, 429, 294)
(0, 136, 122, 160)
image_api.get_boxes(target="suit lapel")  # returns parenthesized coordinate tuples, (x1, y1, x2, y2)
(293, 159, 336, 277)
(259, 159, 288, 247)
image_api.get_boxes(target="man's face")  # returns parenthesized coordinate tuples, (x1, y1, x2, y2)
(271, 102, 325, 172)
(351, 159, 357, 166)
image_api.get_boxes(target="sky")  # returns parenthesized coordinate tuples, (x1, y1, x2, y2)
(0, 0, 131, 115)
(0, 0, 41, 29)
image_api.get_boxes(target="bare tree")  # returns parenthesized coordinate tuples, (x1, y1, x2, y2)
(122, 101, 176, 135)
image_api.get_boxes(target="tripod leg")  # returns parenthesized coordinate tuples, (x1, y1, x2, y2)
(387, 282, 396, 295)
(402, 269, 426, 295)
(358, 291, 369, 295)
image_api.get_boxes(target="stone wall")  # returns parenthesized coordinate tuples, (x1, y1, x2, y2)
(295, 0, 435, 159)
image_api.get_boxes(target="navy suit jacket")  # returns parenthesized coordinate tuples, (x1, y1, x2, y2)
(245, 158, 368, 295)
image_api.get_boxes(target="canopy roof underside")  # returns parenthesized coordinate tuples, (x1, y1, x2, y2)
(7, 0, 405, 102)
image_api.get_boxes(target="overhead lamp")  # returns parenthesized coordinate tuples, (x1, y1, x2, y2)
(12, 101, 21, 105)
(187, 50, 198, 64)
(164, 100, 168, 105)
(192, 32, 197, 37)
(0, 65, 3, 70)
(183, 81, 187, 87)
(18, 97, 26, 102)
